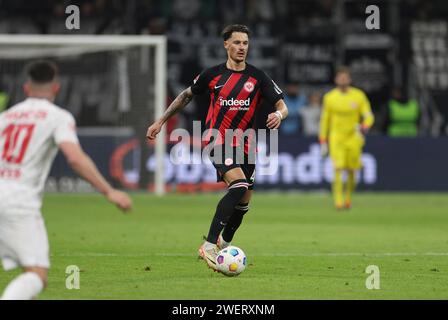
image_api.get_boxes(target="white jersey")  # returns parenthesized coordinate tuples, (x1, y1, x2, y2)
(0, 98, 79, 214)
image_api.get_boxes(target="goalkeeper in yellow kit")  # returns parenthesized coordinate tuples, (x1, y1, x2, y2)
(319, 66, 374, 209)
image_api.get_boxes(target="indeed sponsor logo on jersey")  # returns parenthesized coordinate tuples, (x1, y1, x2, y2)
(219, 97, 250, 107)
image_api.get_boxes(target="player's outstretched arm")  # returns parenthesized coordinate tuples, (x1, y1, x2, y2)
(266, 99, 288, 130)
(146, 87, 194, 140)
(58, 142, 133, 213)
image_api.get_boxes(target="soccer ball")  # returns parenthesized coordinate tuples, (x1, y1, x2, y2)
(215, 246, 247, 276)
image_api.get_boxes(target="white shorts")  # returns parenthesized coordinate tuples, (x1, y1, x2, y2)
(0, 212, 50, 271)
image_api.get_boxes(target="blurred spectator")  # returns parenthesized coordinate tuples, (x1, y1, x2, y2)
(218, 0, 246, 24)
(383, 87, 420, 137)
(413, 0, 436, 20)
(172, 0, 201, 20)
(279, 82, 307, 136)
(247, 0, 275, 22)
(299, 91, 322, 137)
(141, 17, 167, 35)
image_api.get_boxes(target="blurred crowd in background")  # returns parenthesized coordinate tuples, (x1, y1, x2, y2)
(0, 0, 448, 137)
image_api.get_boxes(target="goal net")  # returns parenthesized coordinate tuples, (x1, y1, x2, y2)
(0, 35, 167, 195)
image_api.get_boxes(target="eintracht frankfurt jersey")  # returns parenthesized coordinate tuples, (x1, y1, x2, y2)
(0, 98, 79, 214)
(191, 63, 283, 153)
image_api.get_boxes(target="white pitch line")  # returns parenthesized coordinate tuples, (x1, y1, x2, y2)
(53, 252, 448, 257)
(155, 252, 448, 257)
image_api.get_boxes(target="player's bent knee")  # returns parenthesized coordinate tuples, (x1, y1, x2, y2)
(228, 179, 249, 198)
(24, 267, 48, 287)
(240, 189, 252, 204)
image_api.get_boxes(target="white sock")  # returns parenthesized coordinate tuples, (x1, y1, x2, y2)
(1, 272, 44, 300)
(204, 241, 216, 250)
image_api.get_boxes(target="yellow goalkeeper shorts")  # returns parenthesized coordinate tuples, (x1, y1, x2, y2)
(329, 133, 364, 170)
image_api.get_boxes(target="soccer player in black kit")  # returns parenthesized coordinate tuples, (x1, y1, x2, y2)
(147, 24, 288, 272)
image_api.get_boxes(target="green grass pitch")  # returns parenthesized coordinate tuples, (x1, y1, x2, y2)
(1, 192, 448, 299)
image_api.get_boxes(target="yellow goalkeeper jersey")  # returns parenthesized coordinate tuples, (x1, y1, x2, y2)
(319, 86, 374, 142)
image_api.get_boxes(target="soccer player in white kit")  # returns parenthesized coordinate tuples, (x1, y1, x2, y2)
(0, 60, 133, 300)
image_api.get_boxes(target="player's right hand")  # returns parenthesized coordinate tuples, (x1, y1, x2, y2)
(320, 143, 328, 157)
(146, 121, 162, 140)
(106, 189, 133, 213)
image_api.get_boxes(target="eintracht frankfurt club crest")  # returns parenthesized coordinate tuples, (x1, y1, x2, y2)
(244, 81, 254, 93)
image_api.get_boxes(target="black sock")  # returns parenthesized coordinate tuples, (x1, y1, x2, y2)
(222, 203, 249, 243)
(206, 179, 248, 244)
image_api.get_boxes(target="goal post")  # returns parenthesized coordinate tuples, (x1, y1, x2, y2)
(0, 35, 167, 195)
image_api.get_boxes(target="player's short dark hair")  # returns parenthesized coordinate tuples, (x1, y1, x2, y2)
(26, 60, 58, 84)
(335, 65, 351, 76)
(221, 24, 251, 41)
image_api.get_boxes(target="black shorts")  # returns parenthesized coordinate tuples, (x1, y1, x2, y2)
(209, 145, 255, 190)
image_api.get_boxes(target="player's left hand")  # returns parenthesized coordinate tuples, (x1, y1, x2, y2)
(266, 112, 282, 130)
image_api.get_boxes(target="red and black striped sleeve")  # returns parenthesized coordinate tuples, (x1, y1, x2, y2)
(190, 67, 218, 96)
